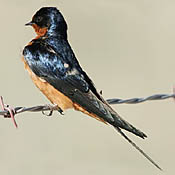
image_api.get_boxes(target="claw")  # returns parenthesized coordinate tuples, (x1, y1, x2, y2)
(42, 104, 55, 116)
(0, 96, 18, 128)
(42, 109, 53, 116)
(57, 107, 64, 115)
(42, 104, 64, 116)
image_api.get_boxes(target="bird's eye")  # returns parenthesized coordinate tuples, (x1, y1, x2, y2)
(36, 16, 43, 23)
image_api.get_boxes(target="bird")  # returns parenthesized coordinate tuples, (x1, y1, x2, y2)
(22, 7, 161, 170)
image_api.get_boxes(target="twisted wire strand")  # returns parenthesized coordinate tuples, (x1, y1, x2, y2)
(0, 93, 174, 117)
(106, 93, 175, 104)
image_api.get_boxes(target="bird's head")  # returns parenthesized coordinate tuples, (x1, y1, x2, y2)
(25, 7, 67, 39)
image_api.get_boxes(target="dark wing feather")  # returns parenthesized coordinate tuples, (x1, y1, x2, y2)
(23, 39, 147, 134)
(44, 37, 103, 100)
(24, 40, 89, 92)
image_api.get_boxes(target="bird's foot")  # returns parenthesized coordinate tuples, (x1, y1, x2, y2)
(42, 104, 64, 116)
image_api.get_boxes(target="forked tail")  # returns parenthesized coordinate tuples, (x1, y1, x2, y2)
(110, 111, 147, 139)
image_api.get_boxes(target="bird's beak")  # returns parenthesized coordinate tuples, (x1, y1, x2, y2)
(25, 21, 34, 26)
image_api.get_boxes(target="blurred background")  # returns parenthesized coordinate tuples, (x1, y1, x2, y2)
(0, 0, 174, 174)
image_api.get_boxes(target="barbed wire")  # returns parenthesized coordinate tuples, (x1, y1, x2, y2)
(0, 93, 174, 117)
(0, 93, 174, 127)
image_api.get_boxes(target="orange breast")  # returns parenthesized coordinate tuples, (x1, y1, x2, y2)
(21, 57, 74, 110)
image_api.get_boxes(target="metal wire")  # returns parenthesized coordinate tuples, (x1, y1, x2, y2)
(107, 93, 175, 104)
(0, 93, 174, 117)
(0, 105, 59, 116)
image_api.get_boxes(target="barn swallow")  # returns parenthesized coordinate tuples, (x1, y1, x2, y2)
(22, 7, 161, 170)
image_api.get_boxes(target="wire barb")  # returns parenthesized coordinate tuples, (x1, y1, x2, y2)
(0, 96, 17, 128)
